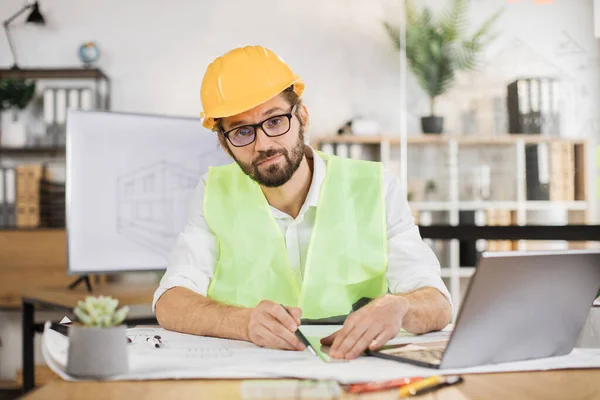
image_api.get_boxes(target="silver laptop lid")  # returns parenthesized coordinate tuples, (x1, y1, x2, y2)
(440, 250, 600, 369)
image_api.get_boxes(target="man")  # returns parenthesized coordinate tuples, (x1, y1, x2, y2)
(154, 45, 452, 360)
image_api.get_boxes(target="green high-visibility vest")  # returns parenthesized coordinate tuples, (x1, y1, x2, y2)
(204, 153, 388, 319)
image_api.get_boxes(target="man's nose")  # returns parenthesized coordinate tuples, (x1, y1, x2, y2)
(253, 126, 272, 152)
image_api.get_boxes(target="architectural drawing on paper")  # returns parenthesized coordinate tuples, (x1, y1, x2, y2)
(116, 148, 229, 257)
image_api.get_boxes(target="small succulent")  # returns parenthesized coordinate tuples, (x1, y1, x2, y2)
(74, 296, 129, 328)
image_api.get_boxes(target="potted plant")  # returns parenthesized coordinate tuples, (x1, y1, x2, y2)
(67, 296, 130, 378)
(0, 79, 36, 147)
(425, 179, 437, 201)
(384, 0, 502, 134)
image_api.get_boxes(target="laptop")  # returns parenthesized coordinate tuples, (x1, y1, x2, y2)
(367, 250, 600, 369)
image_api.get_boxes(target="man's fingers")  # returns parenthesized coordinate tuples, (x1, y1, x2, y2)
(320, 330, 338, 346)
(286, 306, 302, 326)
(330, 320, 368, 359)
(330, 324, 355, 355)
(263, 317, 304, 350)
(255, 325, 297, 350)
(269, 304, 298, 332)
(345, 326, 381, 360)
(369, 329, 394, 351)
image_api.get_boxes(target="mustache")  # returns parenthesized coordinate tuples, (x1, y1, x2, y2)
(253, 148, 286, 166)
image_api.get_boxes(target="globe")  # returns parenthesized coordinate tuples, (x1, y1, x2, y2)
(78, 42, 100, 67)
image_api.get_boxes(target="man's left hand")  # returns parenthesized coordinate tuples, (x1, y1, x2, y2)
(320, 294, 408, 360)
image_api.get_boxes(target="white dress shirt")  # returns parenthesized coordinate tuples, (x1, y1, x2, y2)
(153, 147, 451, 312)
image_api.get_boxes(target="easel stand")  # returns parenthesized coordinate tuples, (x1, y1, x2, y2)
(67, 275, 93, 292)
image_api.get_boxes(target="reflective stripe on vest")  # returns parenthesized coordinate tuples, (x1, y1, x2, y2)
(204, 152, 387, 319)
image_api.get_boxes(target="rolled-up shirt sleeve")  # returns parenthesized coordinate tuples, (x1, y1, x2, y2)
(152, 174, 217, 312)
(383, 169, 452, 307)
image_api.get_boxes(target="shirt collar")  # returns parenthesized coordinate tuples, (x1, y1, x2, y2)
(303, 145, 325, 209)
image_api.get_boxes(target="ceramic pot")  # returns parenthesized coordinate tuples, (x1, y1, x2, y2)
(421, 116, 444, 134)
(66, 325, 129, 378)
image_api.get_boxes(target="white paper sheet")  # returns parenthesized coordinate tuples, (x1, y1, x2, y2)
(42, 323, 600, 384)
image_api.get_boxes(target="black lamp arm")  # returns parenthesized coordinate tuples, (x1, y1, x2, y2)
(3, 4, 34, 27)
(3, 4, 35, 69)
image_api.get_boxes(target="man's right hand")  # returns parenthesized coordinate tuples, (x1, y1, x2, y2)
(247, 300, 305, 351)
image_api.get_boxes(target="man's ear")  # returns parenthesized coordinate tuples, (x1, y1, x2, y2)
(298, 104, 309, 130)
(217, 133, 235, 159)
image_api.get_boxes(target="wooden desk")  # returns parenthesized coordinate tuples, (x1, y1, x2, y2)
(21, 284, 157, 393)
(0, 229, 70, 309)
(22, 369, 600, 399)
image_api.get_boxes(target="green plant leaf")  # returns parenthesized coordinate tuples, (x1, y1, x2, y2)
(383, 0, 503, 115)
(73, 295, 130, 328)
(438, 0, 468, 43)
(0, 79, 36, 110)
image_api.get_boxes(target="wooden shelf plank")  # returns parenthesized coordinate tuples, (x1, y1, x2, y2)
(0, 146, 65, 155)
(0, 67, 108, 80)
(310, 135, 587, 146)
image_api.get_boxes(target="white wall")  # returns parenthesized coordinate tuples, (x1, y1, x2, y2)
(0, 0, 406, 135)
(1, 0, 597, 142)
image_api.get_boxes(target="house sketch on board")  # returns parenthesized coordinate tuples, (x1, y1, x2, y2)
(116, 160, 200, 257)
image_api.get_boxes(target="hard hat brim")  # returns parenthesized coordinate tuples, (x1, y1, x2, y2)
(201, 79, 304, 131)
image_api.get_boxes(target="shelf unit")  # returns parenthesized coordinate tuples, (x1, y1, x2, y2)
(0, 69, 110, 307)
(310, 134, 589, 308)
(0, 68, 111, 109)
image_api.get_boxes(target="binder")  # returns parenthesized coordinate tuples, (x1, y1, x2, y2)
(551, 80, 561, 134)
(540, 79, 557, 134)
(68, 89, 80, 110)
(55, 89, 67, 125)
(349, 144, 362, 160)
(16, 165, 29, 228)
(0, 168, 5, 227)
(81, 88, 93, 110)
(43, 88, 55, 125)
(507, 79, 531, 133)
(335, 144, 349, 158)
(529, 78, 541, 134)
(4, 167, 16, 227)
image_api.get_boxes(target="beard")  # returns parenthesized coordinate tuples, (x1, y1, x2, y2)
(229, 126, 305, 188)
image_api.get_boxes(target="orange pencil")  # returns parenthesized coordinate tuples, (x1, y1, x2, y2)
(399, 375, 463, 398)
(347, 377, 423, 394)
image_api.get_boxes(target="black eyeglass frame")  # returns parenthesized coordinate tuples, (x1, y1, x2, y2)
(222, 104, 298, 147)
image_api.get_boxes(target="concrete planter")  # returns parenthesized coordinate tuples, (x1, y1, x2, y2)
(66, 325, 129, 378)
(0, 109, 27, 147)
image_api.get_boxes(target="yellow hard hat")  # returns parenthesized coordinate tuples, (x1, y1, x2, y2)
(200, 45, 304, 130)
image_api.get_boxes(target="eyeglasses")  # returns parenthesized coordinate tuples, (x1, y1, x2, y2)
(222, 105, 298, 147)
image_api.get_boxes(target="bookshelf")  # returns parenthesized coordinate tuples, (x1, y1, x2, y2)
(0, 67, 110, 109)
(310, 134, 590, 307)
(0, 68, 110, 307)
(0, 67, 109, 230)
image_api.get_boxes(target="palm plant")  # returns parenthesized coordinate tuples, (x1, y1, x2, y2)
(384, 0, 502, 133)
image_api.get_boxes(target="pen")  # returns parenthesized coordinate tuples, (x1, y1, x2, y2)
(280, 304, 317, 357)
(347, 377, 423, 394)
(398, 375, 463, 398)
